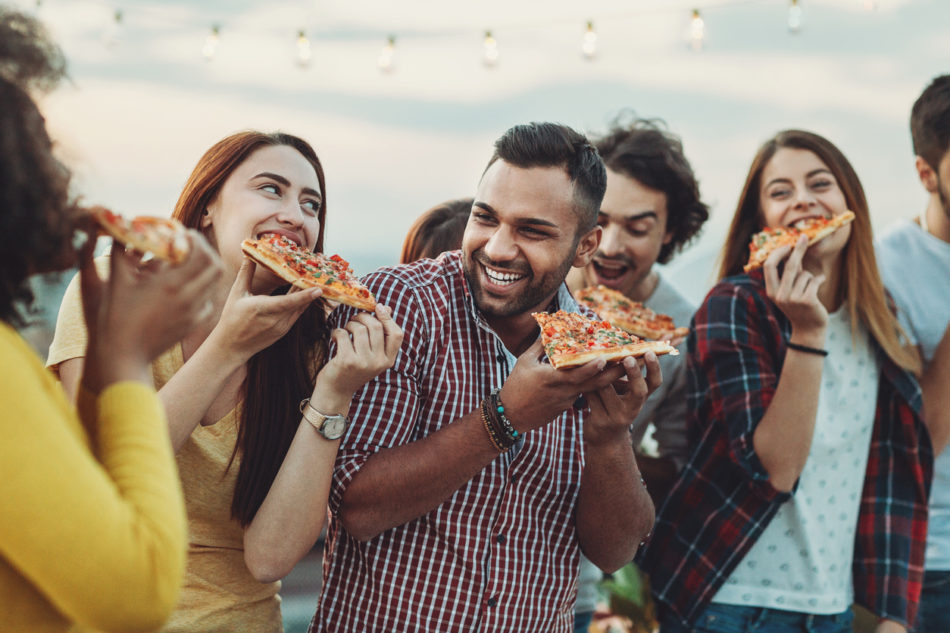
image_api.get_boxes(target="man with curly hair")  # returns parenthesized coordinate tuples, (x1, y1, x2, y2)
(567, 116, 709, 632)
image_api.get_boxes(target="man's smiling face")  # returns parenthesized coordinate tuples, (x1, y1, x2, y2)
(462, 160, 590, 320)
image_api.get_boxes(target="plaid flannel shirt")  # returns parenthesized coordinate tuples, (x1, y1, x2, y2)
(638, 270, 932, 628)
(312, 251, 593, 633)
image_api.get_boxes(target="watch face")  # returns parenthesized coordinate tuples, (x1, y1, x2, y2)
(322, 415, 347, 440)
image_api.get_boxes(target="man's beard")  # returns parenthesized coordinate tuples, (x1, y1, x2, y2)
(463, 249, 575, 319)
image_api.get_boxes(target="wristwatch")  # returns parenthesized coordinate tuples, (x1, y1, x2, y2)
(299, 398, 349, 440)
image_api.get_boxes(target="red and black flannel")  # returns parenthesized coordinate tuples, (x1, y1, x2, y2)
(638, 270, 932, 629)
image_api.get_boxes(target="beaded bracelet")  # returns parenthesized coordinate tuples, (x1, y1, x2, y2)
(479, 400, 507, 452)
(786, 341, 828, 357)
(489, 388, 520, 443)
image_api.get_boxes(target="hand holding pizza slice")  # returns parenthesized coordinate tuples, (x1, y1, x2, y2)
(744, 210, 855, 273)
(533, 310, 677, 370)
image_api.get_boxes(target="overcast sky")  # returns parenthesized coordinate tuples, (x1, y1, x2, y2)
(18, 0, 950, 304)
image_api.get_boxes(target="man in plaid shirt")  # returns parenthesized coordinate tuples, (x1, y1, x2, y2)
(312, 123, 660, 632)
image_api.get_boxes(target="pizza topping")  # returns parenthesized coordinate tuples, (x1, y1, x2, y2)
(88, 206, 189, 264)
(574, 285, 689, 341)
(532, 309, 678, 369)
(241, 234, 377, 311)
(744, 210, 855, 272)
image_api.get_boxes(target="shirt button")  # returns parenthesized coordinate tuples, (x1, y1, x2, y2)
(510, 474, 518, 484)
(487, 596, 497, 607)
(496, 534, 506, 544)
(495, 353, 505, 363)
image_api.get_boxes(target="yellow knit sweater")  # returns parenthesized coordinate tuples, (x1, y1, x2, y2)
(0, 321, 186, 632)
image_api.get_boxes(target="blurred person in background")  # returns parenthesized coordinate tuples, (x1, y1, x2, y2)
(876, 74, 950, 633)
(399, 197, 472, 264)
(567, 116, 709, 633)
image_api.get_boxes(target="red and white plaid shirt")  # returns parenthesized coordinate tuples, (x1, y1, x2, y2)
(312, 251, 589, 633)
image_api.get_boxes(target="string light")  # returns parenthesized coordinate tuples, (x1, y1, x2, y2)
(580, 20, 598, 60)
(377, 35, 396, 73)
(689, 9, 705, 51)
(482, 30, 499, 67)
(296, 30, 312, 67)
(787, 0, 803, 33)
(102, 8, 123, 49)
(202, 25, 220, 61)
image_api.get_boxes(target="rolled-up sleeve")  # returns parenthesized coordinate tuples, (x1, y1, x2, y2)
(327, 272, 431, 515)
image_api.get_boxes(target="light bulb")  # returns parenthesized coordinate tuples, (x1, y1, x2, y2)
(102, 8, 123, 49)
(482, 30, 499, 67)
(581, 20, 598, 60)
(690, 9, 705, 51)
(787, 0, 803, 33)
(377, 35, 396, 73)
(202, 25, 220, 61)
(296, 30, 312, 67)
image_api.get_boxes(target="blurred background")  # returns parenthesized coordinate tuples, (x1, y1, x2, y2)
(11, 0, 949, 629)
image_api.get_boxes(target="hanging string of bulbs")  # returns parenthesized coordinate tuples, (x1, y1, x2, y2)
(48, 0, 883, 72)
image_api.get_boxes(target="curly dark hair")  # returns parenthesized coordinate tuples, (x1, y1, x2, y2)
(0, 8, 75, 326)
(594, 114, 709, 264)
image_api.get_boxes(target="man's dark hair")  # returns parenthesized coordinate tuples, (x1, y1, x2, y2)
(595, 115, 709, 264)
(485, 122, 606, 233)
(911, 75, 950, 170)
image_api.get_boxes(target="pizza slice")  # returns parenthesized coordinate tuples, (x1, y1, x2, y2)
(89, 205, 189, 264)
(744, 210, 856, 272)
(575, 285, 689, 341)
(241, 234, 377, 311)
(533, 310, 678, 370)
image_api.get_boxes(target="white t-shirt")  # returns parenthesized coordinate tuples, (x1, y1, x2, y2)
(877, 219, 950, 570)
(713, 307, 879, 613)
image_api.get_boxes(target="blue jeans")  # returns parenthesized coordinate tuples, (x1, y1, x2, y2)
(916, 569, 950, 633)
(660, 603, 853, 633)
(574, 610, 594, 633)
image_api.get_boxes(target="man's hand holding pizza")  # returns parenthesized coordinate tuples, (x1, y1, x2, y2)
(498, 339, 627, 435)
(583, 352, 662, 448)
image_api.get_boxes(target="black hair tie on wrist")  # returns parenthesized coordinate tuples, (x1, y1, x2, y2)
(786, 341, 829, 357)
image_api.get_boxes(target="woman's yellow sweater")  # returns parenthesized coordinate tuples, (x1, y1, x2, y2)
(0, 321, 186, 632)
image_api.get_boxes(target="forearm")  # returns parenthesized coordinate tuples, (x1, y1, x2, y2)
(159, 332, 245, 451)
(243, 380, 349, 582)
(576, 433, 653, 573)
(753, 347, 823, 492)
(921, 325, 950, 454)
(339, 410, 501, 541)
(635, 453, 678, 509)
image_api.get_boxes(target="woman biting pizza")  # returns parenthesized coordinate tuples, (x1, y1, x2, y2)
(639, 130, 929, 633)
(48, 131, 402, 632)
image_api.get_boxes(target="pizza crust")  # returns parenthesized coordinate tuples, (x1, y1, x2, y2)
(89, 206, 189, 264)
(548, 339, 678, 369)
(744, 210, 856, 272)
(241, 239, 377, 312)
